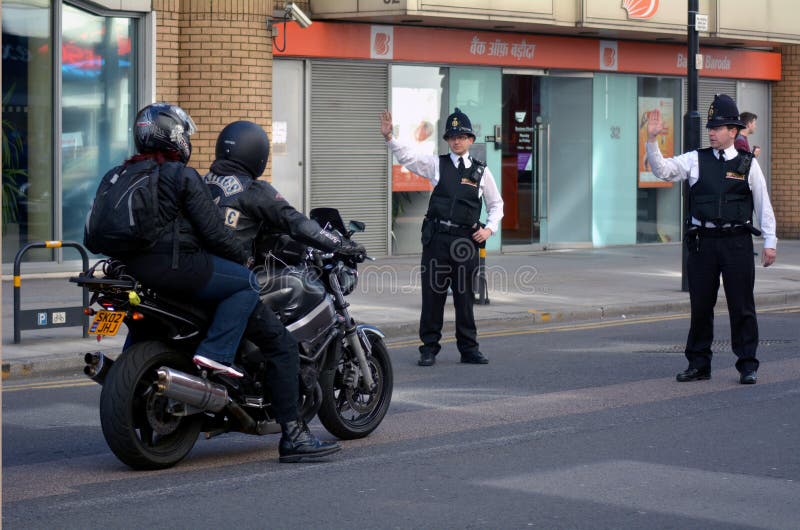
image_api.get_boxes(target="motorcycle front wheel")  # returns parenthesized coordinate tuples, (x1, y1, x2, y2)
(100, 340, 202, 470)
(317, 334, 393, 439)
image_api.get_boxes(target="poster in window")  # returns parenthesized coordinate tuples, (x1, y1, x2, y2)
(638, 96, 674, 188)
(391, 87, 438, 192)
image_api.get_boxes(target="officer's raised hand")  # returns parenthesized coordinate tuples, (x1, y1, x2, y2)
(380, 110, 393, 141)
(646, 109, 666, 141)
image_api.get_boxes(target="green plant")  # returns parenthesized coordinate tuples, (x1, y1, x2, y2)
(391, 191, 414, 229)
(2, 85, 27, 224)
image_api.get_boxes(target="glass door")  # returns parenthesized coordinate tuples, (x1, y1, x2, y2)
(501, 73, 593, 249)
(500, 74, 541, 248)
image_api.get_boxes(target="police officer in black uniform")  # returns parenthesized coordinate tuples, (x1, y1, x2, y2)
(381, 109, 504, 366)
(205, 121, 364, 462)
(645, 94, 777, 385)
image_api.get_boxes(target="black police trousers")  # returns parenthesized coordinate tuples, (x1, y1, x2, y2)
(685, 229, 759, 374)
(419, 230, 480, 357)
(244, 302, 300, 423)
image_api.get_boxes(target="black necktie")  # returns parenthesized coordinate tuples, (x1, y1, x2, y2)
(719, 150, 726, 162)
(457, 156, 465, 176)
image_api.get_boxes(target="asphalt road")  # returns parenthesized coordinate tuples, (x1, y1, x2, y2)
(3, 308, 800, 529)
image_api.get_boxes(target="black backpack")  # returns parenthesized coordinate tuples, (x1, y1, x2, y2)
(84, 159, 166, 256)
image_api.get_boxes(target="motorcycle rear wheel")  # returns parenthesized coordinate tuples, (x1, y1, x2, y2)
(100, 340, 202, 470)
(318, 334, 393, 439)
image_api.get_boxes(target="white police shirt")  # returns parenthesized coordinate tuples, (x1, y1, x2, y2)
(386, 138, 504, 234)
(645, 141, 777, 249)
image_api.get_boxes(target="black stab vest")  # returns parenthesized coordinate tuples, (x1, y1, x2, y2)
(690, 148, 754, 226)
(425, 155, 485, 226)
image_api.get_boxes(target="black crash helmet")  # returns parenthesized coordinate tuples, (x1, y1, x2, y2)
(215, 120, 271, 178)
(133, 102, 196, 163)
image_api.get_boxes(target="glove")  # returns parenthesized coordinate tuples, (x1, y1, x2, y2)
(337, 239, 366, 259)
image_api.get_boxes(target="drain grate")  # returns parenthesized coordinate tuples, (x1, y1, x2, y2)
(637, 339, 795, 354)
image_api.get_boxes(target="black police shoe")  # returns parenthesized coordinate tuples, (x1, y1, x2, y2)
(676, 367, 711, 382)
(739, 370, 757, 384)
(460, 351, 489, 364)
(418, 352, 436, 366)
(278, 420, 341, 463)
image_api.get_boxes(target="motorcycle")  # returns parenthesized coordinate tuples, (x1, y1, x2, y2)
(74, 207, 393, 470)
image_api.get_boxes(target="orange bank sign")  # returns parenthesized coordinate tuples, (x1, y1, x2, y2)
(275, 22, 781, 81)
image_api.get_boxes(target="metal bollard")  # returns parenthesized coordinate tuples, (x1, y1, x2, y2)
(475, 247, 490, 305)
(13, 240, 90, 343)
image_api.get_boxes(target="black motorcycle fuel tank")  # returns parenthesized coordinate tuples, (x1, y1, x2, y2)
(257, 266, 336, 344)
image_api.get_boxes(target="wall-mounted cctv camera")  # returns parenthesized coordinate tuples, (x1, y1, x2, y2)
(285, 3, 312, 29)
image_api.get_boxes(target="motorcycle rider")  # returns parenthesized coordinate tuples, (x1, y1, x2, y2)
(98, 103, 258, 379)
(205, 120, 365, 463)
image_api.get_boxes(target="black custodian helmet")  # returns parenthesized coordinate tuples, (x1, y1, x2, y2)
(133, 103, 196, 162)
(706, 94, 745, 129)
(443, 107, 476, 140)
(215, 120, 270, 177)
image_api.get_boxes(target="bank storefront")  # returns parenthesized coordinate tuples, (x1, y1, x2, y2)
(2, 0, 150, 267)
(274, 22, 780, 256)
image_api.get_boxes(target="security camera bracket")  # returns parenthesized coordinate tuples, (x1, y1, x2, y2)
(267, 4, 312, 51)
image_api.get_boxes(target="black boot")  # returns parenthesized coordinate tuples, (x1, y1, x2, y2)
(279, 420, 341, 463)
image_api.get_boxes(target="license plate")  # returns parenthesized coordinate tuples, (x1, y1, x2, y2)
(88, 310, 126, 336)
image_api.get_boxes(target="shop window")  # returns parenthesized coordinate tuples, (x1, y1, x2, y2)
(636, 77, 682, 244)
(1, 1, 138, 264)
(61, 3, 137, 244)
(2, 0, 55, 262)
(390, 65, 446, 255)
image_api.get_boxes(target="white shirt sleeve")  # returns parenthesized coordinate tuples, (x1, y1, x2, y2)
(480, 166, 504, 234)
(645, 141, 698, 184)
(748, 158, 778, 249)
(386, 138, 440, 185)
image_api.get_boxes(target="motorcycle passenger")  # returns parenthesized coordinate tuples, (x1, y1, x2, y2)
(107, 103, 258, 377)
(205, 120, 362, 462)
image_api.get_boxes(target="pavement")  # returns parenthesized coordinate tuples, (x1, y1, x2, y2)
(3, 241, 799, 380)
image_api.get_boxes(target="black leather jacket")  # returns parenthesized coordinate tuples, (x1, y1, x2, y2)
(204, 160, 342, 258)
(139, 161, 248, 264)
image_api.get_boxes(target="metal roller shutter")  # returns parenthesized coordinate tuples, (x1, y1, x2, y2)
(682, 78, 737, 148)
(309, 61, 389, 255)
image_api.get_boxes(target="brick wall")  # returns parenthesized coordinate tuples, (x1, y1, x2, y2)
(152, 0, 274, 176)
(772, 45, 800, 239)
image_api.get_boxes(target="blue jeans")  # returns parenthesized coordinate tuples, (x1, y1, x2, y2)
(193, 255, 259, 364)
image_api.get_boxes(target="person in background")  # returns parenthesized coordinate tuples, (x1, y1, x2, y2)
(734, 111, 758, 156)
(380, 108, 504, 367)
(645, 94, 777, 385)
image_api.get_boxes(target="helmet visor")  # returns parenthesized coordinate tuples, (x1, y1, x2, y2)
(172, 105, 197, 135)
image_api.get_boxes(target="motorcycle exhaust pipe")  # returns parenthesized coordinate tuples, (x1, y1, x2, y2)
(156, 367, 229, 412)
(84, 352, 114, 385)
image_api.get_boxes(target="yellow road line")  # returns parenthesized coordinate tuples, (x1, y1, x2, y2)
(5, 306, 798, 391)
(2, 379, 96, 393)
(386, 305, 800, 348)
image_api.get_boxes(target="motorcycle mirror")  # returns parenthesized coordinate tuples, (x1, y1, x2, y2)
(348, 220, 365, 233)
